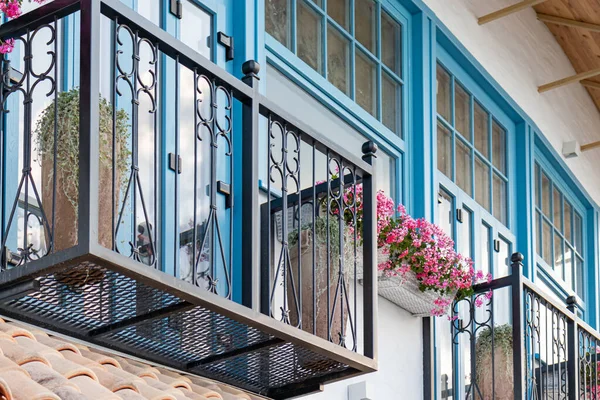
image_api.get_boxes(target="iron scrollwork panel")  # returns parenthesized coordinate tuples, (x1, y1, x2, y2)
(0, 20, 58, 269)
(113, 20, 158, 268)
(265, 114, 359, 351)
(182, 70, 233, 299)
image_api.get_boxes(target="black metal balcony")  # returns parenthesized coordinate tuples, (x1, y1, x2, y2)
(443, 253, 600, 399)
(0, 1, 378, 398)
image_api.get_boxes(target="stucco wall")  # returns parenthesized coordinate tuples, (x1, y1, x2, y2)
(423, 0, 600, 204)
(302, 294, 424, 400)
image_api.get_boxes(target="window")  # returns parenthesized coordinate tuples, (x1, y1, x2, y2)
(436, 63, 508, 226)
(265, 0, 405, 137)
(534, 162, 585, 298)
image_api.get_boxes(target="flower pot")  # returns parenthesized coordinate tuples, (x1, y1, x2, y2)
(475, 328, 513, 400)
(41, 144, 120, 290)
(288, 229, 350, 344)
(377, 266, 456, 317)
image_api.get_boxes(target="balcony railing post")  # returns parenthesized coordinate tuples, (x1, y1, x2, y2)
(241, 60, 260, 311)
(566, 295, 579, 400)
(78, 0, 101, 250)
(361, 141, 378, 360)
(510, 252, 525, 398)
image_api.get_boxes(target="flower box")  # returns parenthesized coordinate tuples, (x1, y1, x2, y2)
(378, 271, 456, 317)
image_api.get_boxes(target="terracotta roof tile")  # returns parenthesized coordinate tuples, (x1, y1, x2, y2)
(0, 320, 269, 400)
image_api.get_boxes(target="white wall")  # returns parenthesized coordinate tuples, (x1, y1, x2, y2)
(301, 296, 424, 400)
(422, 0, 600, 204)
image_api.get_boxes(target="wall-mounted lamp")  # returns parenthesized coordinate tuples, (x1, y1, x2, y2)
(562, 139, 600, 159)
(348, 381, 373, 400)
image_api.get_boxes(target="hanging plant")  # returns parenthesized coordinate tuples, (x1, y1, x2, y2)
(34, 88, 130, 211)
(0, 0, 47, 54)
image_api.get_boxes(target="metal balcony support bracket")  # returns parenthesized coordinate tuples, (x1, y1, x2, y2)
(361, 141, 378, 360)
(0, 280, 39, 303)
(510, 252, 525, 398)
(87, 301, 195, 338)
(79, 0, 101, 249)
(186, 337, 284, 368)
(566, 296, 579, 400)
(241, 60, 260, 311)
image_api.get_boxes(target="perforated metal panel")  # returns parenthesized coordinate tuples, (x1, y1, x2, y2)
(0, 261, 360, 398)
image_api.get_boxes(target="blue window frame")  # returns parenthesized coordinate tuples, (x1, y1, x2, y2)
(436, 60, 509, 227)
(265, 0, 407, 138)
(534, 152, 586, 302)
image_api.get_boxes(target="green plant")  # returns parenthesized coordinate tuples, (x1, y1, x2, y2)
(288, 215, 342, 248)
(34, 88, 130, 210)
(476, 324, 513, 378)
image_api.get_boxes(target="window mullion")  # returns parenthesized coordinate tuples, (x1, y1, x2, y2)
(291, 0, 298, 54)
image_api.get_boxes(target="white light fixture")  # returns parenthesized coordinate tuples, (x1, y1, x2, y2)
(562, 140, 581, 159)
(348, 381, 373, 400)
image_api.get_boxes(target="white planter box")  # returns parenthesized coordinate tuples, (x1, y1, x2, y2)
(378, 270, 455, 317)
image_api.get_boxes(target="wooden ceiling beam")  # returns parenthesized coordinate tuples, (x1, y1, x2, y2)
(538, 68, 600, 93)
(478, 0, 548, 25)
(537, 13, 600, 32)
(581, 80, 600, 90)
(581, 140, 600, 152)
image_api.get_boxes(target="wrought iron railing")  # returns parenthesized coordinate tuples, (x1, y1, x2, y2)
(0, 0, 378, 396)
(441, 253, 600, 400)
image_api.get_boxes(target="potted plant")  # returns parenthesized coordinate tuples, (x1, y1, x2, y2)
(338, 185, 491, 317)
(475, 324, 513, 399)
(35, 88, 129, 288)
(288, 214, 348, 344)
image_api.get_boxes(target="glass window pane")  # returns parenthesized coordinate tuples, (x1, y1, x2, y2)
(574, 212, 582, 252)
(355, 50, 376, 116)
(474, 102, 489, 158)
(454, 83, 470, 139)
(492, 120, 506, 174)
(437, 122, 452, 178)
(553, 187, 562, 231)
(355, 0, 376, 54)
(328, 0, 349, 30)
(495, 238, 510, 278)
(536, 211, 541, 256)
(327, 25, 350, 95)
(297, 1, 323, 73)
(554, 232, 563, 277)
(576, 256, 584, 299)
(436, 64, 451, 123)
(459, 208, 472, 257)
(535, 163, 540, 207)
(381, 11, 401, 75)
(139, 0, 161, 25)
(542, 220, 552, 265)
(181, 0, 212, 59)
(564, 247, 573, 289)
(564, 201, 572, 243)
(480, 224, 491, 277)
(382, 73, 401, 136)
(541, 173, 550, 217)
(456, 139, 472, 196)
(475, 157, 490, 211)
(266, 0, 291, 48)
(493, 173, 507, 225)
(438, 190, 454, 239)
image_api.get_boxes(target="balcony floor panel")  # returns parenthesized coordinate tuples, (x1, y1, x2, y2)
(0, 259, 365, 399)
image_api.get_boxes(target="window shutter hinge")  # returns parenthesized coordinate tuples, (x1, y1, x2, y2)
(217, 32, 234, 62)
(169, 0, 182, 19)
(168, 153, 182, 174)
(456, 209, 463, 223)
(217, 181, 232, 209)
(493, 239, 501, 253)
